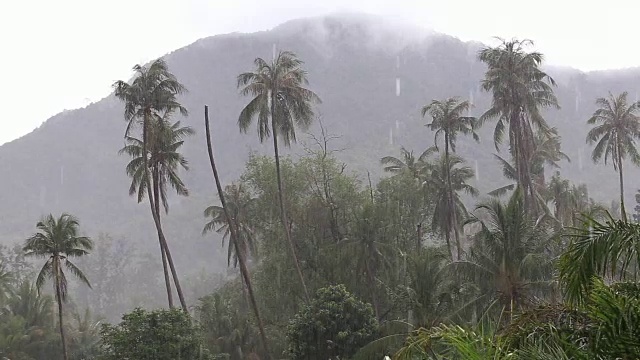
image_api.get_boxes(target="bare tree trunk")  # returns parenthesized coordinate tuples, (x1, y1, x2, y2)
(205, 105, 271, 359)
(54, 259, 68, 360)
(154, 171, 174, 308)
(270, 102, 310, 301)
(142, 112, 188, 313)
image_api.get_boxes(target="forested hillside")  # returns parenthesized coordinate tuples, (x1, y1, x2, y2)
(2, 13, 640, 360)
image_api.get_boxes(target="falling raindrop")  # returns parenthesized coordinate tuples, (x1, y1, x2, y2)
(468, 89, 474, 116)
(395, 78, 401, 96)
(395, 119, 400, 130)
(389, 127, 394, 145)
(396, 55, 400, 70)
(272, 43, 276, 60)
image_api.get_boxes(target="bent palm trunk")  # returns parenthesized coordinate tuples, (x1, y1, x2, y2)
(205, 106, 271, 359)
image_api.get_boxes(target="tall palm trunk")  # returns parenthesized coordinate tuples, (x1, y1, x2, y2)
(617, 144, 627, 220)
(204, 106, 271, 359)
(445, 134, 462, 260)
(53, 258, 68, 360)
(142, 112, 188, 312)
(270, 97, 310, 301)
(153, 169, 174, 308)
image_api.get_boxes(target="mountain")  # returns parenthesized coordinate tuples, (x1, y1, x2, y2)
(2, 13, 640, 310)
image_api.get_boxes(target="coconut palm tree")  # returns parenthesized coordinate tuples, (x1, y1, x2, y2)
(380, 146, 435, 180)
(458, 190, 554, 320)
(203, 183, 256, 268)
(423, 97, 479, 261)
(113, 58, 189, 312)
(22, 213, 92, 360)
(586, 91, 640, 220)
(237, 50, 321, 300)
(119, 117, 193, 308)
(490, 129, 569, 212)
(478, 38, 559, 214)
(426, 153, 478, 259)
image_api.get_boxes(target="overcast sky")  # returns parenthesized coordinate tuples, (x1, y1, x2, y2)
(0, 0, 637, 145)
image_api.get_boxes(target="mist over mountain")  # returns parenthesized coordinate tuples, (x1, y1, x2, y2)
(2, 13, 640, 312)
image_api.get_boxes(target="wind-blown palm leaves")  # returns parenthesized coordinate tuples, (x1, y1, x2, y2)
(586, 91, 640, 220)
(560, 213, 640, 305)
(458, 191, 554, 319)
(23, 213, 92, 360)
(237, 50, 321, 300)
(203, 183, 257, 268)
(426, 153, 478, 260)
(380, 146, 435, 179)
(114, 58, 190, 312)
(120, 117, 193, 211)
(478, 38, 559, 214)
(422, 97, 479, 153)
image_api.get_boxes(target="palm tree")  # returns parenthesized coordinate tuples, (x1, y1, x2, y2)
(380, 146, 435, 180)
(237, 50, 321, 300)
(119, 117, 193, 308)
(426, 153, 478, 259)
(205, 105, 271, 358)
(423, 97, 479, 261)
(478, 38, 559, 214)
(458, 191, 554, 320)
(560, 213, 640, 305)
(113, 58, 189, 312)
(203, 183, 256, 268)
(586, 91, 640, 220)
(490, 129, 569, 212)
(22, 213, 92, 360)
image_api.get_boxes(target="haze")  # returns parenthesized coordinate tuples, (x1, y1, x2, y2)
(0, 0, 638, 145)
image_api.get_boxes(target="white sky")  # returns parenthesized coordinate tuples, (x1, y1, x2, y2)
(0, 0, 637, 145)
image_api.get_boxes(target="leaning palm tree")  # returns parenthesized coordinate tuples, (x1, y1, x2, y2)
(478, 38, 559, 214)
(23, 213, 93, 360)
(113, 58, 189, 312)
(203, 183, 257, 268)
(119, 117, 193, 308)
(426, 153, 478, 259)
(423, 97, 479, 261)
(586, 91, 640, 220)
(237, 50, 321, 300)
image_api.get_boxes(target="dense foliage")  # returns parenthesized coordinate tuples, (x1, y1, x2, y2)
(286, 285, 378, 360)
